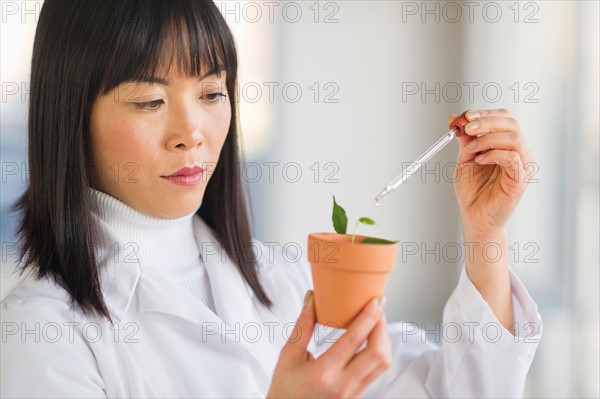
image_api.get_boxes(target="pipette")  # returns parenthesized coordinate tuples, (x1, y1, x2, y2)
(374, 111, 470, 204)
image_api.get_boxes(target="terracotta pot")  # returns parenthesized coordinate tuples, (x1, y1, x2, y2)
(307, 233, 398, 329)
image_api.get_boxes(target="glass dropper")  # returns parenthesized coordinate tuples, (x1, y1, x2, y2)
(375, 111, 469, 205)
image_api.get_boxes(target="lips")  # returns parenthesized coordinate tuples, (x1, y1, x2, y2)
(164, 166, 204, 177)
(161, 165, 204, 186)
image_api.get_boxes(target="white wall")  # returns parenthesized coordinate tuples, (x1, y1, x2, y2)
(244, 1, 465, 325)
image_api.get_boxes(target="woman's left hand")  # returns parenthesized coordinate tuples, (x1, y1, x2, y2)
(450, 109, 535, 238)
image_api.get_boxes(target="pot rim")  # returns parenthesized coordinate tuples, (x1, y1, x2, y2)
(308, 233, 398, 273)
(308, 232, 398, 245)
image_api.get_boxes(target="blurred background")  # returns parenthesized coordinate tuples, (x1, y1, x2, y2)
(1, 1, 598, 397)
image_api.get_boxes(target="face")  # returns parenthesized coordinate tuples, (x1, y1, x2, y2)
(89, 68, 231, 219)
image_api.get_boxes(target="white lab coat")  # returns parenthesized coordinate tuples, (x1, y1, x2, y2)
(1, 214, 542, 398)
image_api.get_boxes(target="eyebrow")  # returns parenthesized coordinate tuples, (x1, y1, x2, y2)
(137, 68, 225, 85)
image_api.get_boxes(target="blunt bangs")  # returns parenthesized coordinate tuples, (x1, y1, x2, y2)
(96, 1, 237, 96)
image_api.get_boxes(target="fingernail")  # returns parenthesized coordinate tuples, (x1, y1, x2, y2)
(465, 140, 477, 151)
(378, 296, 387, 309)
(465, 121, 480, 133)
(467, 111, 481, 120)
(475, 155, 485, 163)
(303, 291, 312, 306)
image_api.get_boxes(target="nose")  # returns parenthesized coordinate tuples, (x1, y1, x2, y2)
(165, 103, 206, 151)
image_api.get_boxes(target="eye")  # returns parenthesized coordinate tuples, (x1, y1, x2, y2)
(202, 92, 228, 103)
(135, 99, 164, 111)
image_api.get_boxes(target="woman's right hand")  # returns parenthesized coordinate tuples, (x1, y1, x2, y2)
(267, 291, 391, 398)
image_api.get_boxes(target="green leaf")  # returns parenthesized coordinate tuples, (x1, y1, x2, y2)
(361, 237, 397, 244)
(358, 217, 375, 225)
(332, 195, 348, 234)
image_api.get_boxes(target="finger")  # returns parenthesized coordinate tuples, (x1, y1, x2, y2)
(474, 149, 524, 183)
(281, 291, 317, 362)
(447, 113, 459, 124)
(463, 116, 521, 137)
(466, 108, 512, 121)
(318, 296, 386, 367)
(462, 131, 524, 154)
(343, 316, 391, 381)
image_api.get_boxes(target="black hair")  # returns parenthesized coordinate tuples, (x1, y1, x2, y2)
(13, 0, 272, 320)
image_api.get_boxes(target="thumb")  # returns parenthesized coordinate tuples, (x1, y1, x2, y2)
(283, 290, 316, 359)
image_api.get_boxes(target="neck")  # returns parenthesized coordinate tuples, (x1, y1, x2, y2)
(88, 188, 200, 268)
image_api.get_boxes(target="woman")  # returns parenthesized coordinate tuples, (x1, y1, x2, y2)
(1, 1, 542, 397)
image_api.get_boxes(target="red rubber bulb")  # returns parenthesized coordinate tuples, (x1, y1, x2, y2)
(449, 111, 469, 137)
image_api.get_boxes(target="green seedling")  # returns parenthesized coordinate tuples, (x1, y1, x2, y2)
(332, 196, 396, 244)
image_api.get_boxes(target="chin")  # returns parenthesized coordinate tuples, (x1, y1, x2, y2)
(170, 197, 203, 218)
(134, 184, 204, 219)
(153, 205, 199, 220)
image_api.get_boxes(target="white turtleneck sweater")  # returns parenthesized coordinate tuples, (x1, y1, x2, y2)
(88, 188, 217, 313)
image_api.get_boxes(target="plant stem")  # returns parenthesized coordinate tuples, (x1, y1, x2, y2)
(352, 220, 359, 244)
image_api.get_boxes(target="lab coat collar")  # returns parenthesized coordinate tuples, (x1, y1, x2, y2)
(97, 213, 277, 381)
(97, 212, 258, 324)
(189, 216, 283, 371)
(134, 215, 260, 330)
